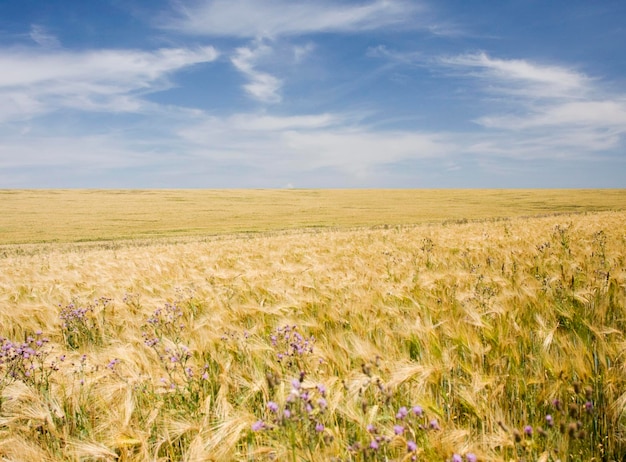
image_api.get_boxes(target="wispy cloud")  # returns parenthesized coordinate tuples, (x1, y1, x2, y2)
(371, 47, 626, 159)
(477, 100, 626, 130)
(452, 55, 626, 158)
(444, 53, 626, 151)
(177, 112, 453, 179)
(164, 0, 421, 38)
(29, 25, 61, 48)
(228, 113, 338, 131)
(0, 46, 219, 121)
(231, 43, 282, 103)
(438, 51, 591, 99)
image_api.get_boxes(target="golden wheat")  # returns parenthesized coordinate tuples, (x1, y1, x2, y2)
(1, 189, 625, 244)
(0, 209, 625, 461)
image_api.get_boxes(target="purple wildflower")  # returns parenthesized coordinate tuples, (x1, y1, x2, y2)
(396, 406, 408, 419)
(429, 419, 440, 430)
(545, 414, 554, 427)
(315, 422, 325, 432)
(412, 405, 423, 416)
(524, 425, 533, 437)
(407, 441, 418, 452)
(251, 420, 265, 431)
(466, 453, 477, 462)
(267, 401, 279, 413)
(585, 401, 593, 413)
(394, 425, 405, 435)
(452, 455, 463, 462)
(369, 440, 379, 450)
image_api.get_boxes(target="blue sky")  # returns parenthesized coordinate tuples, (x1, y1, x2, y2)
(1, 0, 625, 188)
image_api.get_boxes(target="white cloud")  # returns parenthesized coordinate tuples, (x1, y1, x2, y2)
(165, 0, 420, 38)
(367, 45, 421, 63)
(29, 25, 61, 48)
(280, 129, 451, 176)
(477, 100, 626, 130)
(439, 52, 590, 99)
(428, 52, 626, 155)
(0, 46, 219, 121)
(228, 113, 338, 131)
(293, 43, 315, 63)
(231, 43, 282, 103)
(177, 112, 453, 178)
(0, 134, 146, 169)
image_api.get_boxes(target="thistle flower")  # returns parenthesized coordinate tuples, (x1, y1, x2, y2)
(315, 422, 325, 432)
(452, 454, 462, 462)
(524, 425, 533, 437)
(396, 406, 408, 419)
(546, 414, 554, 427)
(394, 424, 405, 435)
(407, 441, 417, 452)
(251, 420, 265, 431)
(267, 401, 279, 413)
(466, 453, 477, 462)
(412, 405, 423, 416)
(429, 419, 440, 430)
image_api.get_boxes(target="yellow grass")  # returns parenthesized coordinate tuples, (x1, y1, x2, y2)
(1, 192, 626, 461)
(1, 189, 625, 244)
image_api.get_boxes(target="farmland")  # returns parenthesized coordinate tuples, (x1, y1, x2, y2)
(1, 190, 626, 461)
(1, 189, 625, 245)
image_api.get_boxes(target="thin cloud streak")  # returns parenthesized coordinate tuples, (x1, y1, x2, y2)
(477, 100, 626, 130)
(29, 25, 61, 48)
(438, 51, 591, 99)
(164, 0, 421, 38)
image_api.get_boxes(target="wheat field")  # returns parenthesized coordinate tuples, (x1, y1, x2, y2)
(2, 189, 625, 244)
(1, 192, 626, 461)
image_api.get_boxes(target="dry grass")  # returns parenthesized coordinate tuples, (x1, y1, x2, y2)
(1, 189, 625, 244)
(1, 204, 626, 461)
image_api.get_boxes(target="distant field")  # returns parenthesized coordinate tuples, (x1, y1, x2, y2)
(1, 189, 625, 244)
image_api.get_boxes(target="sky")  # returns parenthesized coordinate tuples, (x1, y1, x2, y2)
(1, 0, 625, 188)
